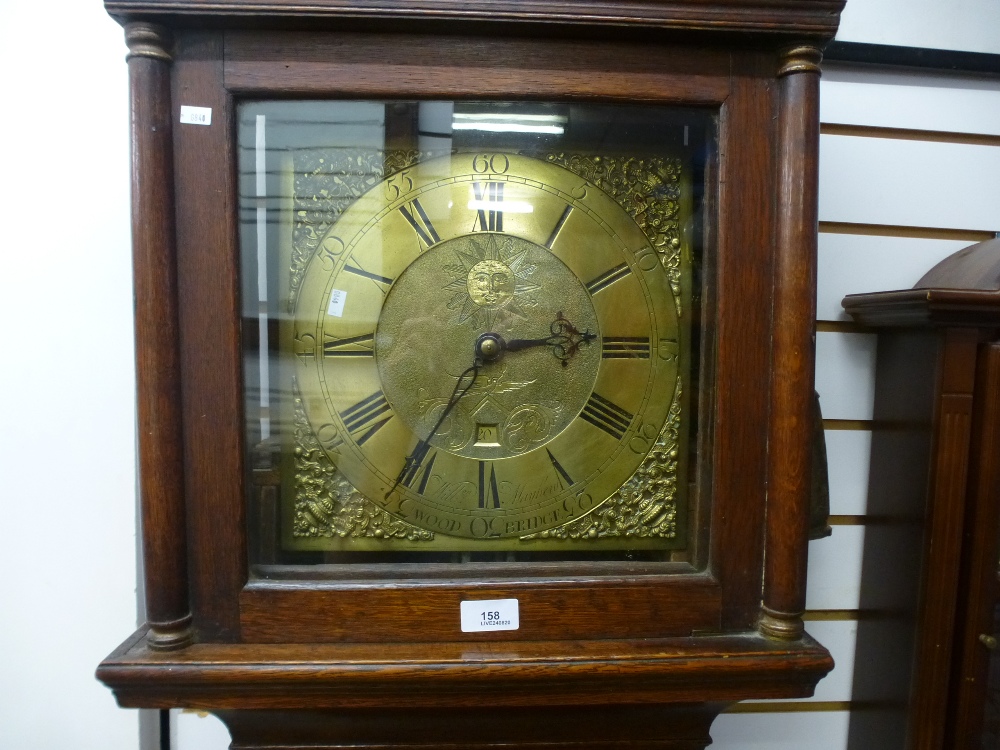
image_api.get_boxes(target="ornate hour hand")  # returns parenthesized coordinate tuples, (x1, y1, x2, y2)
(504, 312, 597, 367)
(385, 358, 480, 499)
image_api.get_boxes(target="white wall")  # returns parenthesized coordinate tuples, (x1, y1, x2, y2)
(0, 2, 141, 748)
(837, 0, 1000, 54)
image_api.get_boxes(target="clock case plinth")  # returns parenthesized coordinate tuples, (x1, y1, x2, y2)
(99, 2, 843, 747)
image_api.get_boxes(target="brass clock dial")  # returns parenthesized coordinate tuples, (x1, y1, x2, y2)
(293, 153, 681, 544)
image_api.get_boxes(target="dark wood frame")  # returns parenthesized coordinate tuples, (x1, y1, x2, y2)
(100, 2, 843, 747)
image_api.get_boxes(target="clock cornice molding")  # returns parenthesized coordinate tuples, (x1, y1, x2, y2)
(105, 0, 845, 39)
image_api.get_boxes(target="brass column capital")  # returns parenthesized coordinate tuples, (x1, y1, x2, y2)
(778, 45, 823, 77)
(125, 21, 173, 63)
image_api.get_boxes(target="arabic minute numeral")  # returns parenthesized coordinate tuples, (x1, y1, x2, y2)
(628, 421, 660, 455)
(658, 338, 680, 361)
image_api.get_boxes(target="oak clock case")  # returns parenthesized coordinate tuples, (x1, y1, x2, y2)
(242, 101, 709, 565)
(99, 8, 840, 745)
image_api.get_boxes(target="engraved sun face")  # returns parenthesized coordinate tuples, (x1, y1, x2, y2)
(467, 260, 514, 308)
(443, 233, 541, 330)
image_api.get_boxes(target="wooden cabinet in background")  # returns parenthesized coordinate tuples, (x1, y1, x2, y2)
(845, 239, 1000, 749)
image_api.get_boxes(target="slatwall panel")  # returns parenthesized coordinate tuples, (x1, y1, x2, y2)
(819, 136, 1000, 230)
(713, 61, 1000, 749)
(821, 68, 1000, 136)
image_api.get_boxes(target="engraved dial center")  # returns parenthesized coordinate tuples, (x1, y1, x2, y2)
(374, 232, 601, 460)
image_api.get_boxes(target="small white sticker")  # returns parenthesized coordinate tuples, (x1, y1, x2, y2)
(179, 105, 212, 126)
(327, 289, 347, 317)
(460, 599, 519, 633)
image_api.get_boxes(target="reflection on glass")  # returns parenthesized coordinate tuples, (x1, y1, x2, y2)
(239, 101, 714, 569)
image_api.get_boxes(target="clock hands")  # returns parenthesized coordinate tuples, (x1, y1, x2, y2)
(385, 359, 480, 500)
(385, 313, 593, 500)
(501, 312, 597, 367)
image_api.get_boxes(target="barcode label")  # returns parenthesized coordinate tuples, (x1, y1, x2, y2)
(179, 106, 212, 126)
(460, 599, 519, 632)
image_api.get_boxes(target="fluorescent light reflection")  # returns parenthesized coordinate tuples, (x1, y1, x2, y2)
(452, 112, 567, 135)
(468, 200, 534, 214)
(452, 123, 564, 134)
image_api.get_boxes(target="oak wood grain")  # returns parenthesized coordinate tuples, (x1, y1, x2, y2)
(709, 49, 774, 631)
(98, 628, 833, 709)
(224, 32, 732, 103)
(172, 30, 247, 640)
(761, 46, 822, 639)
(127, 24, 193, 649)
(105, 0, 846, 39)
(239, 576, 721, 642)
(215, 704, 723, 750)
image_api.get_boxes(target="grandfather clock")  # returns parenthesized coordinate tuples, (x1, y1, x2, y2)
(845, 240, 1000, 749)
(97, 1, 844, 747)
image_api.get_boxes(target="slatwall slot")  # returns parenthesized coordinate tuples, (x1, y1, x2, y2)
(819, 135, 1000, 230)
(821, 66, 1000, 136)
(806, 527, 866, 611)
(815, 332, 877, 421)
(825, 430, 872, 516)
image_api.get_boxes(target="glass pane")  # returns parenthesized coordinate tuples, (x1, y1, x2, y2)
(239, 101, 714, 569)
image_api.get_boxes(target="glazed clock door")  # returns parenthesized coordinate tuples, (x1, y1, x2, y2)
(241, 102, 711, 570)
(240, 101, 714, 600)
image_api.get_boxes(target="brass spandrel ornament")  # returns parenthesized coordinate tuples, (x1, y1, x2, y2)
(289, 380, 434, 544)
(280, 149, 692, 552)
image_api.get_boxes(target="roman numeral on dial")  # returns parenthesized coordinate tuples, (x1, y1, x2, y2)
(580, 392, 634, 440)
(401, 447, 437, 495)
(398, 198, 441, 247)
(323, 332, 374, 357)
(344, 264, 394, 287)
(546, 449, 574, 489)
(472, 182, 504, 232)
(585, 263, 632, 295)
(340, 390, 393, 446)
(601, 337, 651, 359)
(478, 461, 501, 509)
(544, 204, 573, 249)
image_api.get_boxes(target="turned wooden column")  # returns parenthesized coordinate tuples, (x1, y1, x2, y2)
(125, 21, 193, 650)
(760, 45, 823, 641)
